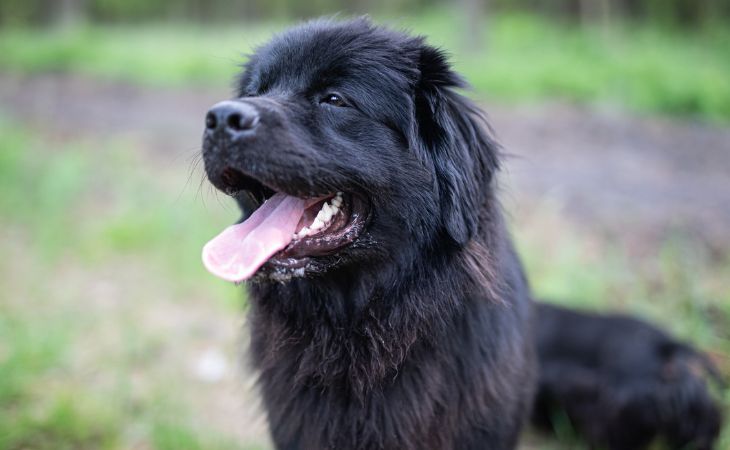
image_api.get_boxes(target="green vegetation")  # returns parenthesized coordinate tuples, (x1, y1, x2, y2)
(408, 12, 730, 121)
(0, 119, 232, 285)
(0, 110, 727, 447)
(1, 11, 729, 121)
(2, 0, 729, 27)
(0, 6, 728, 446)
(0, 120, 253, 449)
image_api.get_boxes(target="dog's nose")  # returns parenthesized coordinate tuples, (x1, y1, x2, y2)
(205, 100, 259, 135)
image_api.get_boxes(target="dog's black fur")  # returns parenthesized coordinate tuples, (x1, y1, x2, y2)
(533, 303, 723, 450)
(202, 17, 723, 450)
(204, 18, 534, 449)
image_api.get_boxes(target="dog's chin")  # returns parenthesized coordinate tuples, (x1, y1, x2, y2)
(208, 166, 371, 283)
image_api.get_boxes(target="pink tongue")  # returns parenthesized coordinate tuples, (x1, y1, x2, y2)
(202, 192, 305, 282)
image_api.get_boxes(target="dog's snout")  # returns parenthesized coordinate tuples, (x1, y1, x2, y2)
(205, 100, 259, 134)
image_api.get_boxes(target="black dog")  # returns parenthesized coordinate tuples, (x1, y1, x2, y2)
(533, 303, 723, 450)
(200, 18, 722, 450)
(201, 18, 534, 449)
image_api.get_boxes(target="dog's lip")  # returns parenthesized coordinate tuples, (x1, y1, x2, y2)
(217, 166, 333, 201)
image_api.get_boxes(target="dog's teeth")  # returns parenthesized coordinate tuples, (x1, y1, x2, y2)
(301, 194, 344, 236)
(323, 204, 335, 220)
(315, 204, 329, 222)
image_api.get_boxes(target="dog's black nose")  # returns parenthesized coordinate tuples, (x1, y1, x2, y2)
(205, 100, 259, 134)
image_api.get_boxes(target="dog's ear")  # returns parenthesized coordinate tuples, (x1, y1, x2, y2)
(414, 44, 500, 246)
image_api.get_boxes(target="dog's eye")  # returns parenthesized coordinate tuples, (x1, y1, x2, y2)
(320, 93, 348, 107)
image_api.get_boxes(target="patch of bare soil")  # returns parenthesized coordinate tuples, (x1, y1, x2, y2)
(490, 102, 730, 256)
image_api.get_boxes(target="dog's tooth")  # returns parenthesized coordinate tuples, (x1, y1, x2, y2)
(311, 218, 324, 230)
(324, 202, 338, 220)
(332, 196, 342, 208)
(315, 208, 328, 223)
(323, 204, 335, 219)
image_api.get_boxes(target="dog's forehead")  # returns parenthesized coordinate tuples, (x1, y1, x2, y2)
(243, 19, 419, 95)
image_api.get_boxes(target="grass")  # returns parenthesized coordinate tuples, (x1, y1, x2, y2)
(408, 12, 730, 122)
(0, 10, 729, 121)
(0, 119, 259, 449)
(0, 13, 729, 441)
(514, 205, 730, 345)
(0, 109, 728, 448)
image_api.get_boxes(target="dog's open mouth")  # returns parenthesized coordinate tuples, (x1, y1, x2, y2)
(202, 168, 368, 282)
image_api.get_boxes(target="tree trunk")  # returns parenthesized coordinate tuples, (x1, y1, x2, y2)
(52, 0, 86, 28)
(461, 0, 486, 53)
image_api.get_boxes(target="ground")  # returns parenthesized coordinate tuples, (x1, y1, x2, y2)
(0, 74, 728, 449)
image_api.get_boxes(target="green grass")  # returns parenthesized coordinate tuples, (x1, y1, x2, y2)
(513, 202, 730, 331)
(0, 23, 279, 86)
(0, 120, 251, 449)
(0, 107, 728, 445)
(0, 117, 235, 290)
(1, 10, 729, 121)
(410, 12, 730, 121)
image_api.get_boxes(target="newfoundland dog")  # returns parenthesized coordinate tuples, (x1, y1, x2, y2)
(200, 18, 722, 450)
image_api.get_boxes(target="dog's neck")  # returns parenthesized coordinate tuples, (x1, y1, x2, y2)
(246, 202, 510, 398)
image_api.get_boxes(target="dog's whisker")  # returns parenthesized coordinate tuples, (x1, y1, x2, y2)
(175, 150, 205, 204)
(195, 173, 208, 203)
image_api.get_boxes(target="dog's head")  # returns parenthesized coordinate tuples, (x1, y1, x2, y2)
(201, 18, 499, 283)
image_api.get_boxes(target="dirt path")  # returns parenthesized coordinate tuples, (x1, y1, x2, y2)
(491, 103, 730, 253)
(3, 73, 729, 252)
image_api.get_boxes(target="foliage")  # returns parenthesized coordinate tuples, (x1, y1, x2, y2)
(1, 0, 730, 25)
(0, 101, 728, 447)
(1, 11, 728, 121)
(0, 6, 728, 447)
(0, 121, 244, 449)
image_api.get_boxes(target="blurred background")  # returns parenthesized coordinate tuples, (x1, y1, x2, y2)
(0, 0, 728, 449)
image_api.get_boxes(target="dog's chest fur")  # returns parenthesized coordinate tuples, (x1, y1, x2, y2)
(246, 235, 536, 450)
